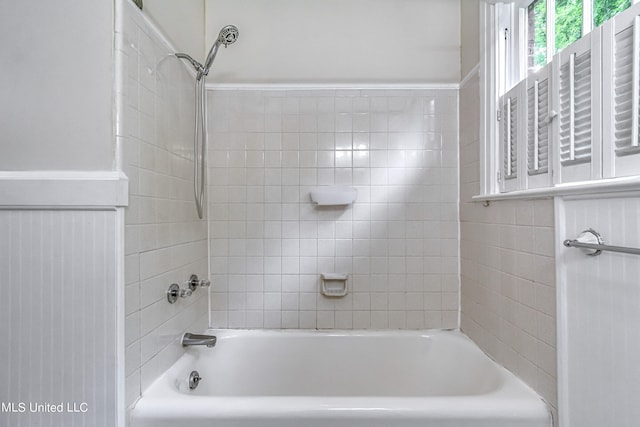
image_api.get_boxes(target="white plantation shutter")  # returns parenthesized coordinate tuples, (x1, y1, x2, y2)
(552, 29, 602, 184)
(526, 64, 553, 189)
(603, 3, 640, 178)
(499, 81, 525, 192)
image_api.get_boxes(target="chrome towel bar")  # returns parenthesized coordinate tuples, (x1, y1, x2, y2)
(563, 229, 640, 256)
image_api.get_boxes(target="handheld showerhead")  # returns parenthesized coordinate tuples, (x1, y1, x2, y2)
(202, 25, 239, 77)
(218, 25, 239, 47)
(175, 25, 239, 80)
(173, 25, 239, 219)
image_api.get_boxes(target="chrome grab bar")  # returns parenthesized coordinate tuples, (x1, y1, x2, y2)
(563, 229, 640, 256)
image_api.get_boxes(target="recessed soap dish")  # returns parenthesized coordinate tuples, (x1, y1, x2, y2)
(320, 273, 348, 297)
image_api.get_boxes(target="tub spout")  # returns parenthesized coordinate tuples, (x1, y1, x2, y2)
(182, 333, 217, 348)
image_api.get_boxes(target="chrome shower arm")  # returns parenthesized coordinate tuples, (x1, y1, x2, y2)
(175, 53, 206, 79)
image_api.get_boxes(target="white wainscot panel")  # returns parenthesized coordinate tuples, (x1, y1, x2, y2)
(0, 209, 119, 427)
(556, 194, 640, 427)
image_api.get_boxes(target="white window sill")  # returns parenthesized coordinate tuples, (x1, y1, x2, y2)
(472, 176, 640, 202)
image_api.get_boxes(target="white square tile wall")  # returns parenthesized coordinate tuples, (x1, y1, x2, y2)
(117, 1, 208, 410)
(458, 74, 558, 414)
(208, 88, 459, 330)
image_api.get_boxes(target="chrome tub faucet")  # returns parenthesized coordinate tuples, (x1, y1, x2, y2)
(182, 333, 217, 348)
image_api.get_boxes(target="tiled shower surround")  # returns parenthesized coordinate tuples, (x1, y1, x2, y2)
(458, 74, 558, 413)
(118, 3, 208, 411)
(207, 88, 459, 329)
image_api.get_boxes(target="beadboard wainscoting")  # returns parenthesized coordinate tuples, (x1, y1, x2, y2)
(207, 88, 460, 330)
(0, 209, 120, 427)
(556, 194, 640, 427)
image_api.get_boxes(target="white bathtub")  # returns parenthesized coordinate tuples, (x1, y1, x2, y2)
(130, 330, 551, 427)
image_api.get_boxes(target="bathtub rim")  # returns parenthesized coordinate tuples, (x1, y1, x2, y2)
(131, 329, 551, 424)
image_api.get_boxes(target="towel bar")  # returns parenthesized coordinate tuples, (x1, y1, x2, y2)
(563, 229, 640, 256)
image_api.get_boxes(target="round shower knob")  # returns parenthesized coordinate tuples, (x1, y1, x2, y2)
(167, 283, 192, 304)
(188, 274, 211, 289)
(188, 274, 200, 291)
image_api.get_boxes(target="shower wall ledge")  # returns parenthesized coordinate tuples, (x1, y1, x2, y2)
(205, 82, 461, 91)
(0, 170, 129, 207)
(472, 176, 640, 203)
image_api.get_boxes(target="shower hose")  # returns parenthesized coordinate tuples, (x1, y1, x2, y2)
(193, 76, 206, 219)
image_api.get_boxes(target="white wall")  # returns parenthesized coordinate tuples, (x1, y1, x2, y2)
(0, 1, 115, 171)
(204, 0, 461, 84)
(0, 3, 131, 425)
(143, 0, 205, 58)
(460, 0, 480, 77)
(208, 88, 459, 329)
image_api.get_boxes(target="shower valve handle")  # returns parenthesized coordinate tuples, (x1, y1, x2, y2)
(188, 274, 210, 290)
(167, 283, 192, 304)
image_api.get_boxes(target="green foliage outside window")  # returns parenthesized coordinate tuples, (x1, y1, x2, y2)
(555, 0, 583, 53)
(531, 0, 632, 68)
(594, 0, 631, 27)
(531, 0, 547, 68)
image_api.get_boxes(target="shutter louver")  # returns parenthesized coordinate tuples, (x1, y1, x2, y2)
(559, 52, 592, 166)
(527, 78, 550, 175)
(559, 61, 572, 162)
(504, 96, 518, 179)
(573, 52, 592, 161)
(613, 17, 640, 156)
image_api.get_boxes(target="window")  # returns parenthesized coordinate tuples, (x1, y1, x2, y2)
(479, 0, 640, 196)
(527, 0, 635, 74)
(528, 0, 547, 71)
(555, 0, 584, 53)
(594, 0, 632, 27)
